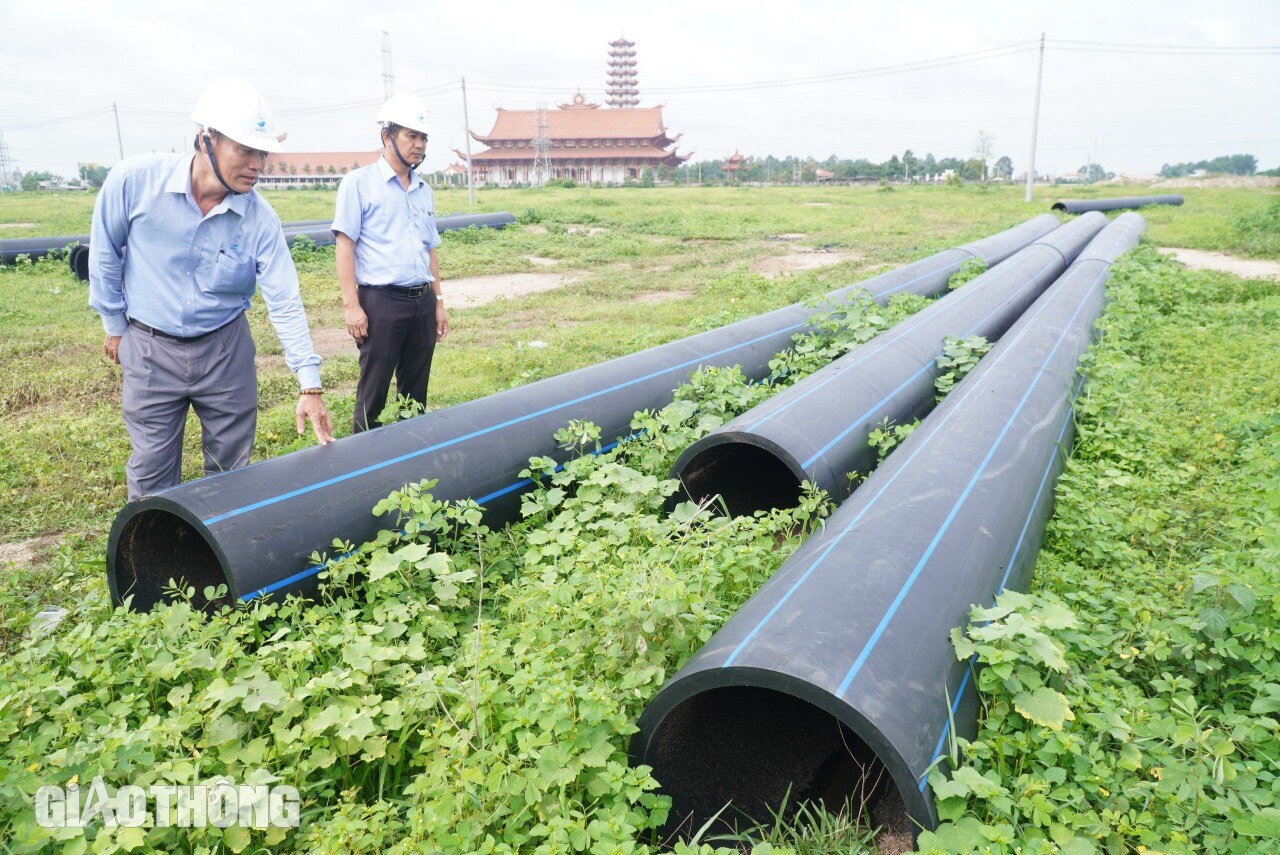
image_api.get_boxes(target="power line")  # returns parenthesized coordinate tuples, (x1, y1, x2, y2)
(0, 106, 112, 132)
(1049, 45, 1280, 57)
(1048, 38, 1279, 52)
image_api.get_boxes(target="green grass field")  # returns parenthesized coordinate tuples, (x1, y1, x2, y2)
(0, 182, 1277, 853)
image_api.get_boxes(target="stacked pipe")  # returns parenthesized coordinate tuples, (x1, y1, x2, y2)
(671, 212, 1106, 515)
(630, 213, 1147, 838)
(1052, 195, 1182, 214)
(106, 215, 1061, 611)
(62, 213, 517, 281)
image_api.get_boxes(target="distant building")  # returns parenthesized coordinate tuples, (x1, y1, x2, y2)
(257, 151, 382, 188)
(457, 38, 690, 186)
(815, 167, 834, 182)
(722, 151, 747, 181)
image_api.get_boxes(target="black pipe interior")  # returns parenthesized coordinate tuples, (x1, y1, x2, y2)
(677, 443, 802, 517)
(644, 686, 908, 842)
(113, 510, 231, 612)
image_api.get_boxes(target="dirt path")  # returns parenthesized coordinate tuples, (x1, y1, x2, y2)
(752, 248, 863, 279)
(310, 272, 576, 357)
(1157, 247, 1280, 280)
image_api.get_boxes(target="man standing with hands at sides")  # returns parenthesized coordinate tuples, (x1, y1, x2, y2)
(332, 92, 448, 433)
(89, 79, 334, 501)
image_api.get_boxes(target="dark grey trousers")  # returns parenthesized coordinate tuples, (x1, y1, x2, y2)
(118, 314, 256, 499)
(353, 286, 437, 433)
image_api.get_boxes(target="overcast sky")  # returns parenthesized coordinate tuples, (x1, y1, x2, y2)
(2, 0, 1277, 178)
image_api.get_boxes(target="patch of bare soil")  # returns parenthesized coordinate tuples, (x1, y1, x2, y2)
(0, 223, 37, 230)
(0, 535, 59, 567)
(766, 233, 807, 242)
(752, 247, 863, 279)
(524, 224, 548, 235)
(1157, 247, 1280, 280)
(308, 273, 579, 353)
(567, 225, 607, 235)
(524, 255, 558, 267)
(1152, 175, 1280, 189)
(803, 202, 834, 207)
(449, 271, 574, 308)
(311, 327, 357, 358)
(633, 290, 693, 304)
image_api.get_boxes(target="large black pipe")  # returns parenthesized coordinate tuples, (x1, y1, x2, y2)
(65, 213, 519, 281)
(3, 220, 332, 268)
(105, 215, 1060, 611)
(630, 212, 1146, 840)
(1051, 195, 1182, 214)
(278, 211, 517, 250)
(0, 235, 87, 265)
(672, 212, 1106, 516)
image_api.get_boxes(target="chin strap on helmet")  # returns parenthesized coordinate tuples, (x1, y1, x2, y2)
(383, 126, 424, 172)
(203, 132, 241, 196)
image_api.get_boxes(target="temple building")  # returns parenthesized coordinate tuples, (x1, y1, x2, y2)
(456, 38, 690, 186)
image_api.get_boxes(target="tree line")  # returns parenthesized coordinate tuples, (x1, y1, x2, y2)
(1158, 154, 1259, 177)
(672, 150, 1015, 184)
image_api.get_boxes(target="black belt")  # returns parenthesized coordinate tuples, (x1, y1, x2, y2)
(361, 283, 431, 298)
(127, 314, 240, 343)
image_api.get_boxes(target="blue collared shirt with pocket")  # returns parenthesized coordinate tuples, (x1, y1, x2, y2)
(88, 153, 322, 390)
(331, 156, 441, 287)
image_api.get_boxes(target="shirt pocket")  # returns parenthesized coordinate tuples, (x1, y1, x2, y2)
(209, 248, 257, 295)
(418, 202, 440, 248)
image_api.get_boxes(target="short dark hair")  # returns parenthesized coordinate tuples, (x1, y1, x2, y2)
(193, 129, 222, 152)
(381, 123, 403, 143)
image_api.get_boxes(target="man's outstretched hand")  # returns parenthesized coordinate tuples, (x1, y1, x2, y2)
(296, 394, 335, 444)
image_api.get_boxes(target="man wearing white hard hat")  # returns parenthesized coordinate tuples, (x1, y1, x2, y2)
(88, 79, 334, 500)
(333, 91, 448, 433)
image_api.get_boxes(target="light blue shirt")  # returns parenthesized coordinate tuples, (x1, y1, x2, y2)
(88, 153, 322, 390)
(331, 156, 441, 287)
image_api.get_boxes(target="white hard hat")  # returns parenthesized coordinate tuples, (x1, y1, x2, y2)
(377, 92, 431, 135)
(190, 79, 286, 153)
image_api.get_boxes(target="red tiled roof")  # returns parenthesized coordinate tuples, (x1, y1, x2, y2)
(263, 151, 381, 175)
(466, 146, 683, 161)
(474, 107, 668, 141)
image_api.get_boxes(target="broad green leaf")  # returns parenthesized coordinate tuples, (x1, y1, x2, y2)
(1013, 687, 1075, 729)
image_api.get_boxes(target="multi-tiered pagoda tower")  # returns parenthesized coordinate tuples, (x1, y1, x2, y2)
(457, 37, 690, 186)
(606, 37, 639, 108)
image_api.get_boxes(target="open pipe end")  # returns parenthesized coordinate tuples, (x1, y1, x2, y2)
(108, 504, 233, 612)
(672, 438, 805, 518)
(636, 685, 917, 846)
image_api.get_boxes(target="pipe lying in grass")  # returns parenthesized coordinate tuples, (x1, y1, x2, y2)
(630, 212, 1146, 840)
(105, 215, 1060, 612)
(671, 212, 1106, 516)
(65, 213, 519, 281)
(3, 220, 332, 268)
(1051, 195, 1182, 214)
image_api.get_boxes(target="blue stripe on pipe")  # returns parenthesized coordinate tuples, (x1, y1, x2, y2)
(721, 266, 1084, 669)
(201, 324, 807, 524)
(198, 254, 972, 515)
(237, 435, 633, 602)
(796, 258, 1060, 470)
(916, 380, 1082, 791)
(834, 271, 1105, 697)
(917, 663, 975, 791)
(745, 256, 1052, 434)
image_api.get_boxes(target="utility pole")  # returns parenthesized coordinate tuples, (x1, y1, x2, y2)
(382, 31, 395, 98)
(0, 132, 13, 188)
(1024, 32, 1045, 203)
(461, 76, 475, 207)
(112, 102, 124, 160)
